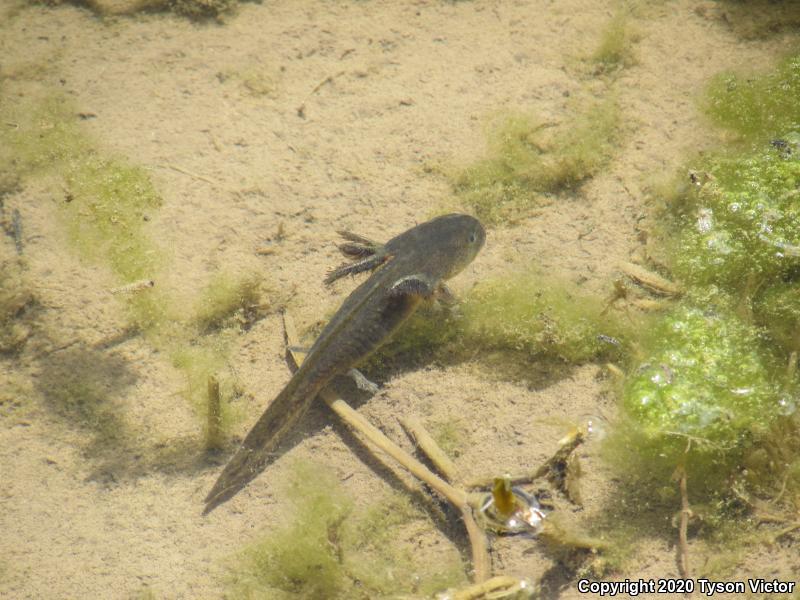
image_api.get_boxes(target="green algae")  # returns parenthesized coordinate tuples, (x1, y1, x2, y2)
(229, 460, 465, 599)
(668, 140, 800, 292)
(451, 96, 620, 225)
(754, 280, 800, 353)
(62, 156, 164, 283)
(0, 92, 269, 442)
(622, 300, 785, 451)
(170, 334, 241, 441)
(0, 259, 35, 354)
(609, 284, 799, 503)
(704, 54, 800, 143)
(652, 133, 800, 491)
(1, 93, 163, 287)
(605, 51, 800, 556)
(373, 268, 630, 378)
(591, 5, 636, 72)
(749, 410, 800, 499)
(429, 418, 469, 459)
(0, 95, 90, 176)
(602, 414, 739, 515)
(192, 272, 264, 333)
(232, 462, 353, 599)
(459, 270, 629, 364)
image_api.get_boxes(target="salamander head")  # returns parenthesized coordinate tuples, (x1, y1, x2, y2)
(407, 213, 486, 280)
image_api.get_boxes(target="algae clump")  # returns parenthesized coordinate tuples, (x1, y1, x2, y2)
(460, 270, 629, 363)
(622, 301, 785, 450)
(591, 5, 636, 72)
(452, 96, 620, 225)
(668, 53, 800, 293)
(668, 140, 800, 291)
(0, 95, 91, 175)
(1, 92, 270, 443)
(373, 268, 629, 377)
(612, 49, 800, 531)
(754, 281, 800, 353)
(0, 259, 36, 354)
(704, 54, 800, 142)
(229, 460, 465, 599)
(171, 336, 239, 439)
(1, 93, 163, 287)
(603, 297, 795, 540)
(192, 272, 265, 333)
(62, 156, 163, 283)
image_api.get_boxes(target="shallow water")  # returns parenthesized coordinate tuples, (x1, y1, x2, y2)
(1, 1, 798, 598)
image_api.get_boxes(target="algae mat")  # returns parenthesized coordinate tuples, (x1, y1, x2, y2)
(1, 1, 799, 598)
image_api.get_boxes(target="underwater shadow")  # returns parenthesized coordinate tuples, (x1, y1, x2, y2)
(569, 431, 750, 581)
(365, 335, 580, 394)
(712, 0, 800, 39)
(34, 342, 138, 451)
(323, 385, 471, 554)
(192, 366, 386, 505)
(538, 563, 578, 600)
(193, 307, 584, 517)
(33, 339, 220, 485)
(83, 434, 216, 486)
(197, 351, 472, 549)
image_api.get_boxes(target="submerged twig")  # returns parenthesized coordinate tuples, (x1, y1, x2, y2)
(296, 71, 345, 118)
(400, 415, 490, 582)
(436, 575, 534, 600)
(465, 427, 585, 490)
(157, 163, 219, 186)
(619, 261, 682, 297)
(281, 312, 497, 579)
(674, 465, 692, 585)
(461, 506, 492, 583)
(10, 208, 22, 254)
(109, 279, 155, 295)
(206, 375, 224, 451)
(400, 416, 460, 483)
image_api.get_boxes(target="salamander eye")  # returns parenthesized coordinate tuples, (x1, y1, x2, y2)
(469, 233, 477, 244)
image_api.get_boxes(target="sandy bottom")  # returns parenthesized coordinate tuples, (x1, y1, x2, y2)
(1, 1, 798, 598)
